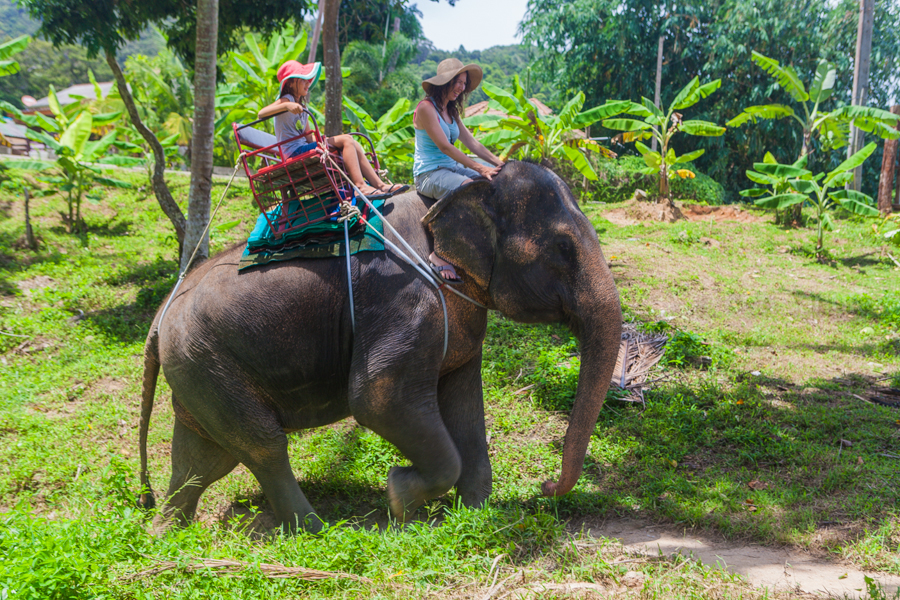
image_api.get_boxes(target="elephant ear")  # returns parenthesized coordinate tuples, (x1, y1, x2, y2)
(422, 180, 497, 288)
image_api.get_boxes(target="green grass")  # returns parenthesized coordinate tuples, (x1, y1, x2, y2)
(1, 165, 899, 597)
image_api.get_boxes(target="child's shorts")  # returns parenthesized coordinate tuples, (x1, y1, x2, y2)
(290, 142, 318, 157)
(414, 164, 480, 200)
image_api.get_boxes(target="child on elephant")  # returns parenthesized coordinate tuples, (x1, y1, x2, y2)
(258, 60, 408, 198)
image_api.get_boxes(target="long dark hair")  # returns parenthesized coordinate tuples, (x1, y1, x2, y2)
(281, 78, 309, 106)
(428, 73, 470, 122)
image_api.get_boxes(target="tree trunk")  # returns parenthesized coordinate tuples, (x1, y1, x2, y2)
(322, 0, 343, 137)
(651, 34, 664, 153)
(877, 105, 900, 214)
(847, 0, 874, 192)
(307, 0, 324, 64)
(105, 51, 186, 254)
(182, 0, 219, 272)
(24, 188, 37, 250)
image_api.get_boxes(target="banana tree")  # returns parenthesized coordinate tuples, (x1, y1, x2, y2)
(466, 76, 629, 181)
(18, 99, 130, 232)
(729, 52, 899, 226)
(603, 77, 725, 204)
(728, 52, 900, 156)
(746, 142, 878, 252)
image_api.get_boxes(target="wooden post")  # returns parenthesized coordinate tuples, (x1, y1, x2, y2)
(651, 34, 664, 153)
(877, 105, 900, 214)
(847, 0, 874, 191)
(24, 187, 37, 250)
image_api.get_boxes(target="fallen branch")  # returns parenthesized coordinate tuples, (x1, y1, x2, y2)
(0, 330, 30, 338)
(127, 557, 372, 582)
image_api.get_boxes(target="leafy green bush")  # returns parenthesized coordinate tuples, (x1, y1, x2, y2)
(588, 156, 724, 205)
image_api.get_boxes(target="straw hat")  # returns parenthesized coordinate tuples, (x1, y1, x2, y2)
(422, 58, 483, 95)
(277, 60, 322, 95)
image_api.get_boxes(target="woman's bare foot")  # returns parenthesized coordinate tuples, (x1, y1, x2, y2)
(429, 252, 462, 282)
(356, 183, 380, 196)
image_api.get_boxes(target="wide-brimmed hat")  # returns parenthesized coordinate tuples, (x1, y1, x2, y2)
(422, 58, 483, 95)
(278, 60, 322, 95)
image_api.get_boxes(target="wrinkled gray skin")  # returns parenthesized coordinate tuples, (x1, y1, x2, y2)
(138, 161, 621, 533)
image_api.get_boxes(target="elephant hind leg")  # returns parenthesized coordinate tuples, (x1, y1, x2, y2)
(156, 417, 239, 531)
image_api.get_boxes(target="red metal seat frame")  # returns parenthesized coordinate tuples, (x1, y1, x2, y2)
(233, 111, 380, 240)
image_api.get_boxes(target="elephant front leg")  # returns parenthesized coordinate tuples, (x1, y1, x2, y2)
(437, 351, 492, 508)
(351, 373, 462, 522)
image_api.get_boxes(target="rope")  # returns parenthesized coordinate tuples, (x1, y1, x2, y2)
(342, 216, 356, 335)
(156, 153, 247, 336)
(321, 153, 458, 359)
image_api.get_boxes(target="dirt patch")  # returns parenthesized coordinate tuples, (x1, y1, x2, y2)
(681, 204, 766, 223)
(580, 517, 900, 598)
(603, 200, 766, 226)
(17, 275, 55, 292)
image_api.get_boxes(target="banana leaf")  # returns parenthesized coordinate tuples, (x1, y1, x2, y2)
(755, 193, 807, 209)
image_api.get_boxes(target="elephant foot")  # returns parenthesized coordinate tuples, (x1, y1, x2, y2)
(279, 511, 326, 535)
(387, 466, 428, 522)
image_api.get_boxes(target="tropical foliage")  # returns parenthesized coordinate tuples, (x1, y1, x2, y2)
(4, 84, 128, 231)
(728, 52, 900, 158)
(603, 77, 726, 201)
(744, 142, 879, 251)
(466, 76, 627, 181)
(520, 0, 900, 199)
(342, 96, 415, 180)
(125, 46, 194, 150)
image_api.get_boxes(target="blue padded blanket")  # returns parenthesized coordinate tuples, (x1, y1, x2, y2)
(238, 198, 386, 270)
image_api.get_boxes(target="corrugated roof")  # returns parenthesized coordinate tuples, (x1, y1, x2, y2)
(29, 82, 116, 109)
(0, 121, 29, 140)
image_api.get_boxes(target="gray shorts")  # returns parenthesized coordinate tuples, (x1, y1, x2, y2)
(414, 165, 480, 200)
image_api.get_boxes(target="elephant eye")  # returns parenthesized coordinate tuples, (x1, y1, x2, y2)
(557, 241, 571, 254)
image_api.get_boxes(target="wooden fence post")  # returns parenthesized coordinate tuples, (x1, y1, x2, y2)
(878, 105, 900, 214)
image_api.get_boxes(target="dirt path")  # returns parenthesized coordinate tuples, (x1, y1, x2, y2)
(585, 518, 900, 598)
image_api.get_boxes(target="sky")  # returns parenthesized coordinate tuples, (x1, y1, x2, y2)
(415, 0, 530, 52)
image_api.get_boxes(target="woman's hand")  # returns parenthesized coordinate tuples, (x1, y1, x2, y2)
(475, 163, 502, 181)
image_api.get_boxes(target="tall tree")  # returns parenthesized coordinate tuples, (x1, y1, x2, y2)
(182, 0, 218, 270)
(323, 0, 343, 136)
(847, 0, 874, 191)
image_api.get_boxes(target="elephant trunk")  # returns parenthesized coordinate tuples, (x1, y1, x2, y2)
(542, 281, 621, 497)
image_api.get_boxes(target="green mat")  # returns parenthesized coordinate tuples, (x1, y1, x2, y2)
(238, 198, 386, 270)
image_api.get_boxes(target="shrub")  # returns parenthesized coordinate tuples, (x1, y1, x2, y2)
(587, 156, 725, 205)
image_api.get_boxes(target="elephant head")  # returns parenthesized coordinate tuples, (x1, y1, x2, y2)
(423, 161, 622, 497)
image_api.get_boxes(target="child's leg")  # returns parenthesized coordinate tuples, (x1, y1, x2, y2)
(329, 134, 401, 193)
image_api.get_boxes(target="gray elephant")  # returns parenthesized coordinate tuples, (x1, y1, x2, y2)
(138, 161, 621, 532)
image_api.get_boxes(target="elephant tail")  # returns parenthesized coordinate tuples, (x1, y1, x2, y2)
(137, 328, 159, 511)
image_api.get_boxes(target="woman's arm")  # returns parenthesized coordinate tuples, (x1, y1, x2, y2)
(417, 102, 500, 180)
(457, 120, 504, 168)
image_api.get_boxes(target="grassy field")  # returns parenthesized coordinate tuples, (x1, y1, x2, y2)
(1, 165, 899, 598)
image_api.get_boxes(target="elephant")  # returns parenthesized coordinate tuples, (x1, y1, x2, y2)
(137, 160, 622, 533)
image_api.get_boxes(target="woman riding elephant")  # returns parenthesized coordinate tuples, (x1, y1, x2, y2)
(414, 58, 505, 282)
